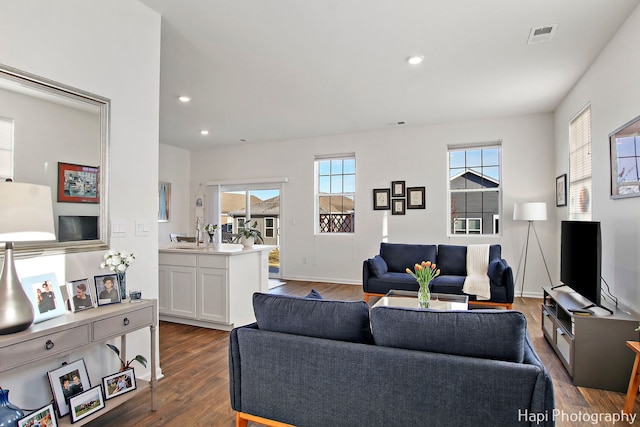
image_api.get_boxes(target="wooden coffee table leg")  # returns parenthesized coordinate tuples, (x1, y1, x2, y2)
(624, 341, 640, 414)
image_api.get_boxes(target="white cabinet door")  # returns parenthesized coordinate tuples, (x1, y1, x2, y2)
(165, 265, 197, 319)
(197, 267, 228, 323)
(158, 264, 169, 314)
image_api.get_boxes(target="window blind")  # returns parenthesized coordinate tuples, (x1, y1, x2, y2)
(569, 106, 591, 220)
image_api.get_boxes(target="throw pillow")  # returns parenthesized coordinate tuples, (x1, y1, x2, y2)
(370, 307, 526, 363)
(305, 289, 323, 299)
(368, 255, 388, 277)
(253, 293, 373, 343)
(488, 259, 506, 286)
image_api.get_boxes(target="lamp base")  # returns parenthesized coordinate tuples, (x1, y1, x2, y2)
(0, 244, 34, 335)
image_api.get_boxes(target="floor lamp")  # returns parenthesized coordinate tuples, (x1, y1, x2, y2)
(513, 202, 552, 298)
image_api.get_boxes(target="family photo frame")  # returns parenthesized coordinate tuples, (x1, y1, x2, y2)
(94, 274, 122, 306)
(67, 278, 94, 312)
(69, 385, 105, 423)
(57, 162, 99, 204)
(47, 359, 91, 417)
(20, 273, 66, 323)
(17, 403, 57, 427)
(102, 368, 137, 400)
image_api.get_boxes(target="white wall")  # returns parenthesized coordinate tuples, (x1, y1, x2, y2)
(554, 6, 640, 314)
(0, 0, 160, 409)
(183, 112, 556, 293)
(158, 143, 191, 242)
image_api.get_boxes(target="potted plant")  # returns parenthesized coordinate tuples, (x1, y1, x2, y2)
(235, 220, 263, 247)
(106, 343, 148, 372)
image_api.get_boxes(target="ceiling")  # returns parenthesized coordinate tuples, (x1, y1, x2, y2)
(139, 0, 640, 151)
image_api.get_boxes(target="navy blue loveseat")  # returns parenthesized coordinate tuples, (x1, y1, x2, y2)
(363, 243, 514, 308)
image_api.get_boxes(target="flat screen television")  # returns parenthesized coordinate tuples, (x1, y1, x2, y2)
(560, 220, 602, 306)
(58, 215, 99, 242)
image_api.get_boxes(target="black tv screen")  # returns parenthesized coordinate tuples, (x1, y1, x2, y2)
(560, 221, 602, 306)
(58, 215, 99, 242)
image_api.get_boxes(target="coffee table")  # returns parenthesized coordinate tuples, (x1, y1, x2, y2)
(372, 289, 469, 311)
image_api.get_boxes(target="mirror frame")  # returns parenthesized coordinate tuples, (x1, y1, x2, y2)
(0, 63, 110, 257)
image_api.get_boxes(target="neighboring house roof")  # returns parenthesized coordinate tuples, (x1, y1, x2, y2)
(221, 192, 262, 215)
(450, 169, 499, 188)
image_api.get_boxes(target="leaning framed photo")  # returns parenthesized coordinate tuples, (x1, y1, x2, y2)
(373, 188, 391, 210)
(17, 403, 57, 427)
(391, 199, 406, 215)
(47, 358, 91, 417)
(556, 174, 567, 206)
(102, 368, 137, 400)
(407, 186, 426, 209)
(67, 278, 94, 312)
(57, 162, 99, 203)
(20, 273, 66, 323)
(391, 180, 406, 197)
(69, 385, 105, 423)
(94, 274, 121, 306)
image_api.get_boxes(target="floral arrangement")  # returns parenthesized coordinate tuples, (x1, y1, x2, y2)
(204, 224, 218, 234)
(406, 261, 441, 286)
(100, 249, 136, 273)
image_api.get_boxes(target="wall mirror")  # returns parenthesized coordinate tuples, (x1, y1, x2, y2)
(0, 63, 110, 257)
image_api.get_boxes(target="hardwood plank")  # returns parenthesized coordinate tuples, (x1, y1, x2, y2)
(85, 281, 640, 426)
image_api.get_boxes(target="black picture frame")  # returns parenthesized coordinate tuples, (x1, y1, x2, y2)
(407, 186, 426, 209)
(102, 368, 137, 400)
(556, 174, 567, 206)
(392, 199, 405, 215)
(69, 385, 105, 423)
(18, 403, 57, 427)
(47, 358, 91, 417)
(373, 188, 391, 210)
(94, 274, 122, 306)
(391, 181, 406, 197)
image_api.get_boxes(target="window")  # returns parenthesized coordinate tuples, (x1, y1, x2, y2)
(0, 117, 14, 180)
(265, 217, 275, 238)
(448, 144, 501, 235)
(569, 106, 592, 220)
(316, 155, 355, 233)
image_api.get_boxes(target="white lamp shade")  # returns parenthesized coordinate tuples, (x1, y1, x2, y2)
(513, 202, 547, 221)
(0, 182, 56, 242)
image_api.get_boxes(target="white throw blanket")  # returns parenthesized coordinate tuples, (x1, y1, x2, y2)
(463, 244, 491, 300)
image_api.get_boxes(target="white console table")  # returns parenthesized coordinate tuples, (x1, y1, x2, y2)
(0, 299, 158, 426)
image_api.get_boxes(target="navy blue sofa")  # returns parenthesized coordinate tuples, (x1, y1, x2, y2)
(229, 293, 554, 427)
(363, 243, 514, 308)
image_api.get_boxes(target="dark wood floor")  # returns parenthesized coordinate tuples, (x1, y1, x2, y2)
(87, 281, 640, 426)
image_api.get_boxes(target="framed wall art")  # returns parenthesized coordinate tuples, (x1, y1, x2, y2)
(391, 181, 406, 197)
(158, 181, 171, 222)
(373, 188, 390, 210)
(407, 187, 426, 209)
(57, 162, 99, 203)
(556, 174, 567, 206)
(392, 199, 405, 215)
(609, 114, 640, 199)
(47, 358, 91, 417)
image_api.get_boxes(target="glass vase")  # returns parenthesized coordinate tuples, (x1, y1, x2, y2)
(117, 272, 127, 300)
(0, 388, 23, 427)
(418, 284, 430, 308)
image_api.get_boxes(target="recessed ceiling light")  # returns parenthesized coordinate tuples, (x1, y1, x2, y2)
(406, 55, 424, 65)
(178, 96, 191, 103)
(200, 130, 209, 135)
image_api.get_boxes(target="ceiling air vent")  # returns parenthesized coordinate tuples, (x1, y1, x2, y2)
(527, 24, 557, 44)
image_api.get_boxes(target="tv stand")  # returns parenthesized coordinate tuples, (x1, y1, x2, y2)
(542, 286, 637, 392)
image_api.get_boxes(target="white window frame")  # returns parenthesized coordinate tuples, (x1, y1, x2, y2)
(315, 154, 356, 234)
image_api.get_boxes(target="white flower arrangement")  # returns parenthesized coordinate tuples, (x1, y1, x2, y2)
(100, 249, 136, 273)
(204, 224, 218, 234)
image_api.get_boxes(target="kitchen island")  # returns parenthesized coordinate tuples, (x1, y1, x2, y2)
(158, 243, 272, 330)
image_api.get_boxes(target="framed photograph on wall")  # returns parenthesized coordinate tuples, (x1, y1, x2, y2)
(158, 182, 171, 222)
(373, 188, 391, 210)
(391, 181, 406, 197)
(69, 385, 105, 423)
(392, 199, 405, 215)
(102, 368, 137, 400)
(609, 114, 640, 199)
(17, 403, 57, 427)
(407, 187, 426, 209)
(57, 162, 99, 203)
(94, 274, 121, 306)
(20, 273, 66, 323)
(47, 358, 91, 417)
(556, 174, 567, 206)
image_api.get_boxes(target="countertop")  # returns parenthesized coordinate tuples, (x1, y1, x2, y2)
(159, 242, 274, 255)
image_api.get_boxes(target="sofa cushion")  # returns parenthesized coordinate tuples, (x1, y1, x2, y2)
(380, 243, 437, 273)
(370, 307, 527, 363)
(436, 245, 467, 275)
(368, 255, 388, 278)
(429, 275, 465, 294)
(253, 293, 373, 343)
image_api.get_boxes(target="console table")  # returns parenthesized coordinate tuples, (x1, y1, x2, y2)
(0, 299, 157, 426)
(542, 286, 637, 392)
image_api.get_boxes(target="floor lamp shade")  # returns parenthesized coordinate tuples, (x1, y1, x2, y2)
(513, 202, 547, 222)
(0, 182, 56, 334)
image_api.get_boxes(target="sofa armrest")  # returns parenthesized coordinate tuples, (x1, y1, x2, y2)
(523, 333, 555, 425)
(362, 260, 372, 292)
(229, 322, 259, 411)
(488, 259, 515, 303)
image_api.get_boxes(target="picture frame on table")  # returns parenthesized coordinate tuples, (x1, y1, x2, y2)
(94, 274, 122, 306)
(47, 358, 91, 417)
(373, 188, 391, 210)
(67, 278, 94, 312)
(556, 174, 567, 207)
(17, 403, 57, 427)
(391, 199, 406, 215)
(102, 368, 137, 400)
(407, 186, 426, 209)
(57, 162, 99, 204)
(391, 180, 406, 197)
(20, 273, 66, 323)
(68, 385, 105, 423)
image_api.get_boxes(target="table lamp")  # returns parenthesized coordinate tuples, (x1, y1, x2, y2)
(513, 202, 552, 297)
(0, 182, 56, 334)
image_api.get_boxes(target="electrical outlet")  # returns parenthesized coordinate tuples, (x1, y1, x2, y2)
(59, 355, 69, 366)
